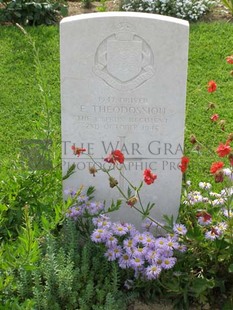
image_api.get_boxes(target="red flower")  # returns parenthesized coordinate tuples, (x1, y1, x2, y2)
(226, 55, 233, 64)
(210, 114, 219, 122)
(210, 161, 224, 174)
(104, 150, 124, 165)
(179, 156, 190, 173)
(71, 145, 86, 157)
(214, 170, 224, 183)
(229, 153, 233, 166)
(196, 211, 212, 223)
(210, 227, 220, 236)
(143, 169, 157, 185)
(207, 80, 217, 93)
(216, 142, 231, 157)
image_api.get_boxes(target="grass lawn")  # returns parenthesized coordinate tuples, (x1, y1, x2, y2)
(0, 22, 233, 186)
(186, 22, 233, 184)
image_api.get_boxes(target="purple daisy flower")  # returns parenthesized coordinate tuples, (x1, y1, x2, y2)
(119, 253, 132, 269)
(105, 235, 118, 248)
(133, 246, 147, 258)
(142, 235, 156, 248)
(112, 245, 123, 259)
(132, 233, 146, 244)
(161, 257, 177, 270)
(145, 265, 162, 280)
(104, 248, 117, 261)
(130, 256, 145, 269)
(155, 237, 169, 251)
(123, 238, 136, 250)
(66, 205, 84, 220)
(145, 249, 159, 264)
(89, 202, 105, 215)
(112, 223, 128, 236)
(92, 215, 111, 227)
(158, 248, 174, 258)
(177, 244, 187, 253)
(123, 223, 137, 236)
(173, 224, 187, 236)
(91, 228, 109, 243)
(166, 237, 180, 250)
(91, 231, 104, 243)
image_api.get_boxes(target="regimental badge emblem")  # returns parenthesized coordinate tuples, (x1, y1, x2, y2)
(93, 23, 155, 91)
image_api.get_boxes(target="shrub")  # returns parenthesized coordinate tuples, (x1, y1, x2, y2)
(122, 0, 215, 21)
(0, 0, 68, 25)
(5, 219, 136, 309)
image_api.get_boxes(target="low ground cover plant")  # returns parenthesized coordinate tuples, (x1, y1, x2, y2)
(122, 0, 215, 21)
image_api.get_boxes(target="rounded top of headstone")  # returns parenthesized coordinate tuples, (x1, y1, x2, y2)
(60, 12, 189, 28)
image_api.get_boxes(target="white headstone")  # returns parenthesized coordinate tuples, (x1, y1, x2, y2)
(60, 12, 189, 228)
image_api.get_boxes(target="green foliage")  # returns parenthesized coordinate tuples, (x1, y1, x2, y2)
(0, 210, 134, 309)
(14, 220, 132, 309)
(0, 162, 63, 240)
(97, 0, 107, 12)
(166, 181, 233, 307)
(0, 25, 134, 310)
(81, 0, 92, 9)
(0, 26, 62, 240)
(0, 0, 68, 26)
(221, 0, 233, 16)
(0, 26, 60, 164)
(0, 206, 40, 308)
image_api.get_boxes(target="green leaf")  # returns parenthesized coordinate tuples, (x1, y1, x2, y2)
(0, 204, 8, 212)
(191, 278, 215, 296)
(136, 181, 143, 192)
(228, 264, 233, 273)
(107, 199, 122, 213)
(62, 163, 76, 180)
(86, 186, 95, 197)
(127, 186, 132, 198)
(41, 214, 50, 231)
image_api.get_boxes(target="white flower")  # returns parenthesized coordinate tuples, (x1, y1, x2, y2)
(221, 187, 233, 197)
(187, 191, 203, 205)
(210, 192, 221, 198)
(222, 208, 233, 218)
(216, 222, 228, 233)
(223, 168, 233, 180)
(212, 198, 226, 206)
(199, 182, 212, 190)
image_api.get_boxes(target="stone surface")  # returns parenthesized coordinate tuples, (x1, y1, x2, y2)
(60, 12, 189, 228)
